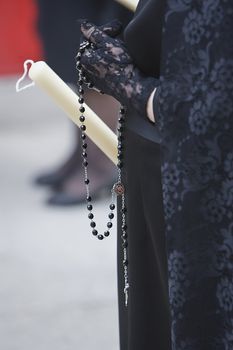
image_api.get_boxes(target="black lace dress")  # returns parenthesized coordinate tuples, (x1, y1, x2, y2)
(117, 0, 233, 349)
(154, 0, 233, 349)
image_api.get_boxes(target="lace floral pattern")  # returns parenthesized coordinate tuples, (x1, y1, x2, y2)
(155, 0, 233, 348)
(79, 20, 159, 118)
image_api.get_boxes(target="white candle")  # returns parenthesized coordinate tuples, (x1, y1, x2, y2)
(28, 61, 118, 165)
(115, 0, 138, 11)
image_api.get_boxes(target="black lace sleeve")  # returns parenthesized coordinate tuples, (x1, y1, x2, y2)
(79, 20, 159, 118)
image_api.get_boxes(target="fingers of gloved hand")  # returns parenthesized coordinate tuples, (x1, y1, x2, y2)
(81, 62, 109, 93)
(81, 45, 131, 72)
(80, 21, 112, 46)
(80, 48, 109, 77)
(99, 19, 122, 38)
(79, 20, 133, 64)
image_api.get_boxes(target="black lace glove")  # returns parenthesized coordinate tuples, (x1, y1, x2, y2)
(78, 20, 159, 118)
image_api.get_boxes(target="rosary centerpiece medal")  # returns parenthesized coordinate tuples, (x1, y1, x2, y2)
(113, 182, 125, 195)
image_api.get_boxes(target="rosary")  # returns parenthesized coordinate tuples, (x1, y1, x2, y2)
(76, 40, 129, 307)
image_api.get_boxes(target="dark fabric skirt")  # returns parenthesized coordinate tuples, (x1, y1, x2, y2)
(117, 127, 172, 350)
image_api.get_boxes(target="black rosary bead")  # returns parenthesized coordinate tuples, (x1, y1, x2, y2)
(76, 52, 81, 59)
(85, 179, 89, 184)
(122, 232, 128, 239)
(82, 143, 87, 149)
(121, 207, 127, 213)
(122, 241, 128, 248)
(80, 125, 86, 131)
(82, 152, 87, 158)
(81, 133, 86, 140)
(107, 222, 113, 228)
(108, 213, 114, 219)
(88, 213, 94, 219)
(117, 153, 123, 160)
(123, 259, 128, 266)
(104, 231, 110, 237)
(87, 196, 92, 202)
(92, 229, 98, 236)
(118, 116, 125, 124)
(118, 144, 123, 151)
(90, 221, 96, 228)
(120, 107, 125, 114)
(79, 106, 85, 113)
(87, 204, 93, 210)
(118, 161, 123, 168)
(109, 203, 115, 210)
(79, 87, 84, 94)
(98, 234, 104, 240)
(78, 79, 84, 85)
(118, 126, 124, 132)
(79, 97, 84, 104)
(79, 115, 85, 122)
(76, 62, 82, 70)
(83, 160, 88, 166)
(122, 224, 127, 230)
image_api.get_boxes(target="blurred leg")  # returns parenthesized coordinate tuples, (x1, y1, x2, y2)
(46, 91, 120, 205)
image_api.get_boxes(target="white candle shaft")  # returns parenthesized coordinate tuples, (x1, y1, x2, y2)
(115, 0, 138, 11)
(29, 61, 118, 165)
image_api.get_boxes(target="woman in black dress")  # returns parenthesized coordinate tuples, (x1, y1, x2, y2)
(79, 1, 171, 348)
(79, 0, 233, 349)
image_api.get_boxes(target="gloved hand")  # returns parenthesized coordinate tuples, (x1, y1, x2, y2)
(78, 20, 159, 118)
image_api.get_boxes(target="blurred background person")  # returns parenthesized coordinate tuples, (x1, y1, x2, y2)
(0, 1, 133, 349)
(35, 0, 132, 206)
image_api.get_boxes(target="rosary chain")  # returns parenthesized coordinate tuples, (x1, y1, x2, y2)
(76, 41, 129, 307)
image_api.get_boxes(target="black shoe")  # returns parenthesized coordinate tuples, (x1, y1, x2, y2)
(35, 171, 69, 189)
(34, 148, 82, 188)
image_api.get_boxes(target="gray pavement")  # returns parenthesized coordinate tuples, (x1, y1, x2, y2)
(0, 77, 119, 350)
